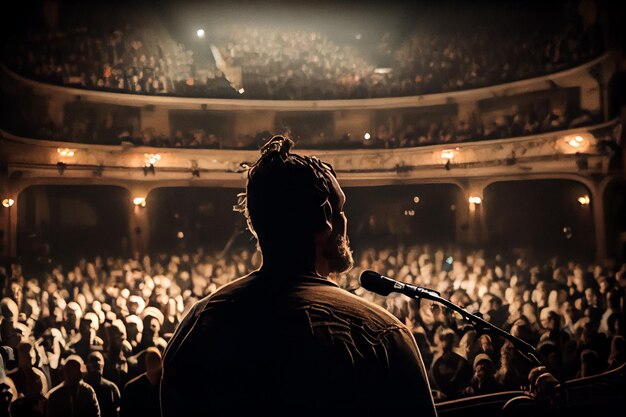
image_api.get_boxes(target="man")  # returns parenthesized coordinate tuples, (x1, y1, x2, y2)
(11, 341, 48, 400)
(161, 136, 436, 415)
(120, 348, 161, 417)
(84, 352, 120, 417)
(46, 355, 100, 417)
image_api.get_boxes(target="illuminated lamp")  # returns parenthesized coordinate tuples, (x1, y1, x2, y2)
(469, 196, 482, 205)
(57, 148, 76, 157)
(577, 195, 590, 205)
(413, 196, 420, 204)
(364, 133, 371, 140)
(2, 198, 14, 208)
(144, 153, 161, 167)
(197, 29, 205, 38)
(133, 197, 146, 207)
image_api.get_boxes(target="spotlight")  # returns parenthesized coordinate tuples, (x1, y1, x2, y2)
(364, 133, 371, 140)
(577, 195, 590, 205)
(2, 198, 14, 208)
(469, 196, 482, 205)
(133, 197, 146, 207)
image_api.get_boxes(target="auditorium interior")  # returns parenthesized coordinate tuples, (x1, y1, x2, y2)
(0, 0, 625, 416)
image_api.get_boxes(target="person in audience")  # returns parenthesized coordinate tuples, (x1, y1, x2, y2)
(45, 356, 100, 417)
(84, 352, 120, 417)
(119, 348, 161, 417)
(463, 353, 502, 396)
(11, 342, 48, 400)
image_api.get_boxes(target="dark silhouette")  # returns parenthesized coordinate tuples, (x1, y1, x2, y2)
(161, 136, 436, 416)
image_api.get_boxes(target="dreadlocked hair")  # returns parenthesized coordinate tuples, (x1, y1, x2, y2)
(239, 135, 337, 254)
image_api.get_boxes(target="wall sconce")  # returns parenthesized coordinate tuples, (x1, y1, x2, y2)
(57, 162, 67, 175)
(2, 198, 14, 208)
(577, 195, 590, 205)
(57, 148, 76, 157)
(469, 196, 482, 205)
(133, 197, 146, 207)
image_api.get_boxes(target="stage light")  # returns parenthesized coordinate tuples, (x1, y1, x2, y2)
(57, 148, 76, 157)
(133, 197, 146, 207)
(197, 29, 205, 38)
(413, 196, 420, 204)
(2, 198, 14, 208)
(364, 133, 371, 140)
(469, 196, 482, 205)
(577, 195, 590, 205)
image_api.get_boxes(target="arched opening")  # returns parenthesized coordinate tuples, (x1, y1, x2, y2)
(16, 185, 131, 271)
(484, 179, 595, 262)
(147, 187, 245, 254)
(344, 184, 461, 250)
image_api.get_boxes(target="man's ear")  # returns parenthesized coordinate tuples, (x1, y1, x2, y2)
(320, 200, 333, 233)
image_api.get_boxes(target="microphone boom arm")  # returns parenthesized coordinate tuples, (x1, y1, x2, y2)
(407, 289, 543, 367)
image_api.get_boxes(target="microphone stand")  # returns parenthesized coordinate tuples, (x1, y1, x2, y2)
(406, 288, 544, 368)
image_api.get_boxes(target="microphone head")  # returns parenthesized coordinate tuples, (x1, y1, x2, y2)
(359, 270, 398, 296)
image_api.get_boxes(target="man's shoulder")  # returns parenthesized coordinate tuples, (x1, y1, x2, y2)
(46, 382, 65, 399)
(101, 377, 121, 393)
(311, 284, 407, 330)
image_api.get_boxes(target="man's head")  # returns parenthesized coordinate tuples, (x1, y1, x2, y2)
(240, 136, 353, 275)
(62, 355, 85, 387)
(86, 351, 104, 377)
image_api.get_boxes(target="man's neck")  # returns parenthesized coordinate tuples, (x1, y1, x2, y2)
(260, 259, 321, 277)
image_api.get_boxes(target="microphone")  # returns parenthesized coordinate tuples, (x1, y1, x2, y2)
(359, 270, 440, 300)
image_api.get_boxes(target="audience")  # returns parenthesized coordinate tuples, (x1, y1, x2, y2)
(5, 4, 602, 100)
(1, 242, 625, 415)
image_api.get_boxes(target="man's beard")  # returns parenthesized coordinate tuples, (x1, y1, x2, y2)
(324, 233, 354, 274)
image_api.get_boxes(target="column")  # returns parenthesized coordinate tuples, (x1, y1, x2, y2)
(126, 185, 153, 256)
(0, 194, 17, 258)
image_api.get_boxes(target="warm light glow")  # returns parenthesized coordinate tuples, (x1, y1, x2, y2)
(403, 209, 415, 216)
(133, 197, 146, 207)
(144, 153, 161, 167)
(577, 195, 590, 205)
(364, 133, 371, 140)
(574, 135, 584, 142)
(469, 196, 482, 205)
(413, 196, 420, 204)
(2, 198, 14, 208)
(238, 88, 245, 94)
(441, 149, 456, 160)
(197, 29, 205, 38)
(57, 148, 76, 157)
(568, 139, 581, 147)
(177, 231, 184, 239)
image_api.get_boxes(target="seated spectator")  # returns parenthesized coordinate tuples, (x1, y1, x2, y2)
(45, 355, 99, 417)
(84, 352, 120, 417)
(120, 347, 161, 417)
(463, 353, 502, 396)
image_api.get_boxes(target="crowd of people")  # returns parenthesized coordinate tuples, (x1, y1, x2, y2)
(4, 4, 603, 100)
(1, 242, 624, 415)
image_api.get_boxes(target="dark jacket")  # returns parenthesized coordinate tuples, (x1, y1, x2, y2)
(161, 271, 437, 416)
(46, 381, 100, 417)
